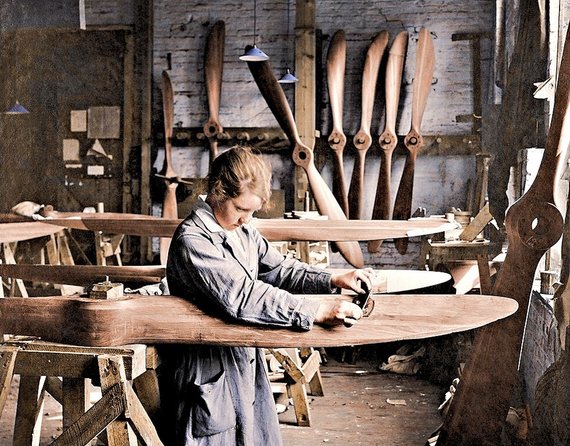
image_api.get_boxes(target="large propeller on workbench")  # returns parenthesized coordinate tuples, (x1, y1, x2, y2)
(348, 31, 389, 220)
(326, 30, 349, 217)
(246, 53, 364, 268)
(368, 31, 409, 253)
(392, 28, 435, 254)
(159, 70, 177, 264)
(203, 20, 225, 168)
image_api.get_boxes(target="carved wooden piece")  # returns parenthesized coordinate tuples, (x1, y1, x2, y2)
(393, 28, 435, 254)
(38, 212, 455, 241)
(0, 293, 517, 348)
(348, 31, 389, 219)
(369, 31, 408, 252)
(159, 70, 177, 265)
(203, 20, 225, 164)
(246, 56, 364, 267)
(436, 26, 570, 446)
(326, 30, 349, 216)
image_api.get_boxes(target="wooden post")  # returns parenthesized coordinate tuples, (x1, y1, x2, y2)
(294, 0, 316, 210)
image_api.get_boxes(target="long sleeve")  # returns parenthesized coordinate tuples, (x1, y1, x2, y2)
(166, 213, 329, 330)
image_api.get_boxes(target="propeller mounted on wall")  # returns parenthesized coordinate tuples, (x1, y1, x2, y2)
(246, 54, 364, 268)
(326, 30, 349, 217)
(392, 28, 435, 254)
(348, 31, 390, 220)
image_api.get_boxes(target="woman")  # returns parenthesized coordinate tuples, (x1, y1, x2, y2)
(162, 145, 373, 445)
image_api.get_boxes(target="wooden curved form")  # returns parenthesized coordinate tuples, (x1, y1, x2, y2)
(37, 213, 455, 241)
(349, 31, 389, 219)
(0, 264, 166, 286)
(247, 56, 364, 267)
(369, 31, 409, 252)
(326, 30, 349, 216)
(437, 26, 570, 445)
(203, 20, 225, 165)
(0, 293, 517, 348)
(392, 28, 435, 254)
(0, 222, 65, 244)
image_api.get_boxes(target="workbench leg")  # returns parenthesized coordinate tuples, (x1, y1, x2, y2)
(132, 369, 161, 423)
(62, 378, 93, 444)
(0, 346, 18, 417)
(13, 375, 46, 446)
(287, 381, 311, 427)
(98, 356, 137, 446)
(477, 254, 492, 294)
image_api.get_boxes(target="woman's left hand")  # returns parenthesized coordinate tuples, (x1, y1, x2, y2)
(330, 268, 375, 294)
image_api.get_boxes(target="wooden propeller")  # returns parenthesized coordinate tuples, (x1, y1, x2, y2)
(37, 212, 455, 242)
(392, 28, 435, 254)
(326, 30, 349, 217)
(159, 70, 177, 265)
(246, 54, 364, 267)
(368, 31, 408, 253)
(436, 26, 570, 446)
(348, 31, 389, 219)
(203, 20, 225, 167)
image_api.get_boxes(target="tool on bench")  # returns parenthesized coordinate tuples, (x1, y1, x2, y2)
(344, 280, 374, 327)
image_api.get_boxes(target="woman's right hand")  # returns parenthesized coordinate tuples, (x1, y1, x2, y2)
(314, 299, 363, 327)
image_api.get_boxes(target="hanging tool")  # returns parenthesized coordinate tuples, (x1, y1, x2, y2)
(203, 20, 225, 168)
(392, 28, 435, 254)
(326, 30, 349, 217)
(368, 31, 408, 253)
(348, 31, 389, 220)
(247, 54, 364, 268)
(159, 70, 177, 265)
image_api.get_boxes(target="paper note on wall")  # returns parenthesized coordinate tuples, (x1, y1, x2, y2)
(63, 139, 80, 161)
(70, 110, 87, 132)
(87, 165, 105, 176)
(87, 106, 121, 139)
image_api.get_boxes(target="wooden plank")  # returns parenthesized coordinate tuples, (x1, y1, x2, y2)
(98, 355, 137, 446)
(0, 293, 518, 348)
(13, 375, 45, 446)
(0, 346, 18, 417)
(12, 343, 147, 380)
(62, 378, 89, 434)
(51, 383, 124, 446)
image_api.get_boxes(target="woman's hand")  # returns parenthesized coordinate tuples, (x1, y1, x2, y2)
(330, 268, 375, 294)
(314, 299, 363, 327)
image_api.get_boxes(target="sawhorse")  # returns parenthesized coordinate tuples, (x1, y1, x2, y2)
(0, 340, 162, 446)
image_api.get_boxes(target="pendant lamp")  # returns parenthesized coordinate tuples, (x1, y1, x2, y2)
(239, 0, 269, 61)
(278, 0, 298, 83)
(5, 100, 29, 114)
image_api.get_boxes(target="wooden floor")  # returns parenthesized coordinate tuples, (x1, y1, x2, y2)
(279, 360, 443, 446)
(0, 357, 445, 446)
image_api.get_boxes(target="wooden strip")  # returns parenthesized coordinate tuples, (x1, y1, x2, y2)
(0, 294, 518, 348)
(51, 383, 124, 446)
(0, 346, 18, 417)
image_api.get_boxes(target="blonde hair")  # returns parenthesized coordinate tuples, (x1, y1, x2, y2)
(207, 145, 272, 207)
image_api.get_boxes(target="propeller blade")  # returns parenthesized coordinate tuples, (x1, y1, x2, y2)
(348, 31, 390, 219)
(246, 55, 364, 268)
(393, 28, 435, 254)
(368, 31, 408, 253)
(437, 25, 570, 445)
(326, 30, 349, 217)
(160, 70, 178, 264)
(203, 20, 225, 166)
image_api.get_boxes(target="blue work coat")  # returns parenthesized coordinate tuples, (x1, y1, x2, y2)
(162, 200, 333, 445)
